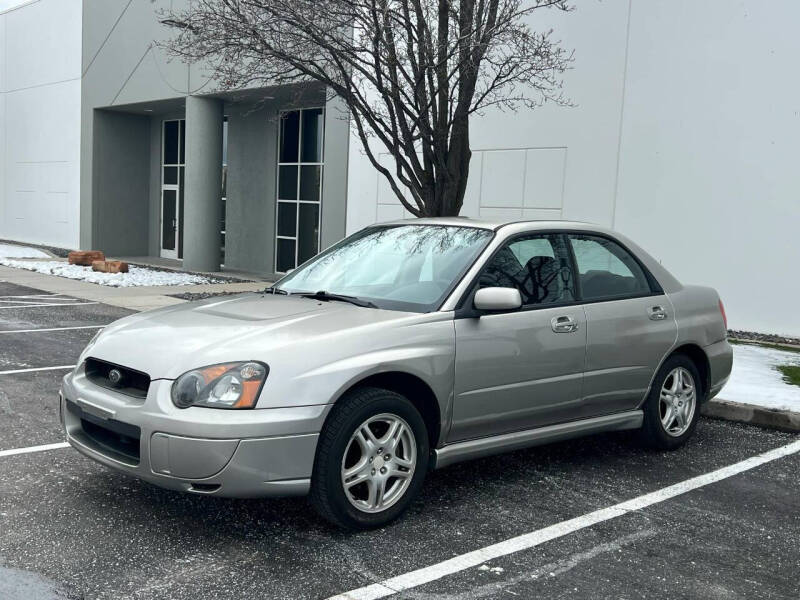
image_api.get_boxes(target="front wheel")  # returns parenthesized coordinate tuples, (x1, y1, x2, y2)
(640, 354, 702, 450)
(310, 387, 429, 530)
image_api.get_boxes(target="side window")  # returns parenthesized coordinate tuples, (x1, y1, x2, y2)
(479, 235, 576, 306)
(569, 234, 652, 300)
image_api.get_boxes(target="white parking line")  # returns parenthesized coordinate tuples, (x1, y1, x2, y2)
(0, 365, 75, 375)
(0, 294, 67, 299)
(0, 299, 83, 305)
(0, 325, 104, 334)
(0, 442, 70, 459)
(0, 302, 99, 310)
(328, 438, 800, 600)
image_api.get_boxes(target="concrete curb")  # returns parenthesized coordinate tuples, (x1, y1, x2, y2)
(702, 398, 800, 433)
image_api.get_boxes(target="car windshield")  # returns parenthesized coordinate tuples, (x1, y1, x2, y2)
(274, 224, 494, 312)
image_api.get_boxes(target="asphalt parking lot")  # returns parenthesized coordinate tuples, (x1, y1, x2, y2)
(1, 279, 798, 600)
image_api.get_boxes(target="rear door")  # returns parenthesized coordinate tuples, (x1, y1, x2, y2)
(450, 233, 587, 441)
(567, 233, 677, 417)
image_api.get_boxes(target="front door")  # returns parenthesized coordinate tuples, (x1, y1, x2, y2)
(567, 233, 677, 417)
(450, 234, 587, 442)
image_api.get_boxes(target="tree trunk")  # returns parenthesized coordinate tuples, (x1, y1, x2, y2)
(435, 115, 472, 217)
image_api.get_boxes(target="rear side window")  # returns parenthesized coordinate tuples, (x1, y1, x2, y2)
(569, 234, 652, 301)
(479, 234, 576, 306)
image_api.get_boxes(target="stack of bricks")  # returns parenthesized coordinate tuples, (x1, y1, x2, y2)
(67, 250, 105, 266)
(91, 260, 129, 273)
(67, 250, 129, 273)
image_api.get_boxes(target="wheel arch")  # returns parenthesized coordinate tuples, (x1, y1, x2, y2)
(669, 343, 711, 401)
(328, 371, 443, 450)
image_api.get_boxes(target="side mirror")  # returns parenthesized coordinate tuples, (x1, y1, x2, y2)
(473, 287, 522, 313)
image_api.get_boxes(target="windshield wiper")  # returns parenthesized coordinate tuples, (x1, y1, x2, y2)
(264, 287, 288, 295)
(298, 290, 378, 309)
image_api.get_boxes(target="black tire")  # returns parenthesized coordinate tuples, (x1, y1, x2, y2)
(310, 386, 429, 530)
(640, 353, 703, 450)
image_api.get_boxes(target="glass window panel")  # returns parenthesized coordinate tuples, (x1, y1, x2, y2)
(179, 119, 185, 164)
(301, 108, 324, 163)
(221, 165, 227, 198)
(277, 202, 297, 237)
(297, 203, 320, 265)
(277, 238, 296, 272)
(279, 111, 300, 163)
(162, 190, 177, 251)
(222, 118, 228, 166)
(278, 165, 298, 200)
(570, 234, 650, 300)
(299, 165, 321, 201)
(479, 234, 575, 306)
(164, 121, 179, 165)
(163, 166, 178, 185)
(275, 225, 493, 311)
(569, 235, 651, 300)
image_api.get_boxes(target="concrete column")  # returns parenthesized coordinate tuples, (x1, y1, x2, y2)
(183, 96, 223, 272)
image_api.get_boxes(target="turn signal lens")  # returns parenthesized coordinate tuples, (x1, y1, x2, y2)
(171, 362, 268, 409)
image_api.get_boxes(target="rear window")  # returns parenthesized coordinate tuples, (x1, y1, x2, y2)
(569, 234, 652, 301)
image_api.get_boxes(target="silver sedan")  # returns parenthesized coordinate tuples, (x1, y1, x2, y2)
(60, 218, 732, 529)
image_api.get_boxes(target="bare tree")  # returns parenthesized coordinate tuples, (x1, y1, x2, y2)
(161, 0, 573, 217)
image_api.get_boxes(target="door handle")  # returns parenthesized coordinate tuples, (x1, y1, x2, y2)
(649, 305, 668, 321)
(551, 315, 579, 333)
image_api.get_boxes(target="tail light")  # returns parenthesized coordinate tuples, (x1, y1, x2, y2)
(719, 299, 728, 330)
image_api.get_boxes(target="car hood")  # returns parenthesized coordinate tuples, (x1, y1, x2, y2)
(85, 293, 421, 380)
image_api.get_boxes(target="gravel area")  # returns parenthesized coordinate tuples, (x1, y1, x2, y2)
(728, 330, 800, 347)
(0, 239, 70, 258)
(169, 290, 257, 302)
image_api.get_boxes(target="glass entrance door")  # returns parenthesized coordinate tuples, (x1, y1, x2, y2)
(161, 188, 178, 258)
(161, 119, 185, 259)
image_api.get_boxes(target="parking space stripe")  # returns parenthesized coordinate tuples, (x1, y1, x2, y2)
(0, 294, 67, 299)
(0, 302, 99, 310)
(0, 299, 84, 305)
(327, 438, 800, 600)
(0, 365, 75, 375)
(0, 325, 104, 334)
(0, 442, 70, 459)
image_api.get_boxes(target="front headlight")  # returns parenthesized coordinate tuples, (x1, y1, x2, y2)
(171, 362, 268, 409)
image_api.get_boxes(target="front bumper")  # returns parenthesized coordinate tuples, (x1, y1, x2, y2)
(60, 368, 330, 498)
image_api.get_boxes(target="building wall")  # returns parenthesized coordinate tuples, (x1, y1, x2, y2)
(346, 0, 800, 336)
(224, 103, 277, 274)
(80, 0, 193, 251)
(0, 0, 82, 249)
(91, 109, 151, 255)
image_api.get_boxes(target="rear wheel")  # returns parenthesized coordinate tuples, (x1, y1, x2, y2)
(640, 354, 702, 449)
(310, 387, 429, 530)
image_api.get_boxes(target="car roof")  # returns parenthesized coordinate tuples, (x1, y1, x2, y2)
(376, 216, 602, 232)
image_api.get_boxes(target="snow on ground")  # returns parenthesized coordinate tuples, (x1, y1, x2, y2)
(0, 243, 50, 259)
(0, 259, 221, 287)
(721, 343, 800, 412)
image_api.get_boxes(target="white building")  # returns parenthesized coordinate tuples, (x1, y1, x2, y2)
(1, 0, 799, 336)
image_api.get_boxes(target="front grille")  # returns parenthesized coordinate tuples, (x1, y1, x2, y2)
(66, 400, 141, 464)
(84, 358, 150, 399)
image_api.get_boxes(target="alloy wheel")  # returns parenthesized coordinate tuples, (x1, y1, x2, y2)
(340, 413, 417, 513)
(659, 367, 696, 437)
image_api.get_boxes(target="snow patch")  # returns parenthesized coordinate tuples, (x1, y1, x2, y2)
(721, 343, 800, 412)
(0, 260, 222, 288)
(477, 564, 505, 574)
(0, 243, 50, 259)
